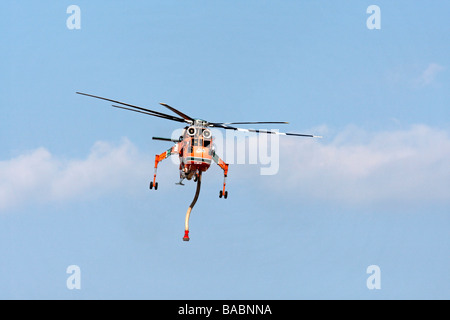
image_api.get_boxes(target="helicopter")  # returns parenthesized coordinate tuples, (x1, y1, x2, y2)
(76, 92, 321, 241)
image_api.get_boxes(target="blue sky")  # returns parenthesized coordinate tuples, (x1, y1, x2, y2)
(1, 1, 449, 299)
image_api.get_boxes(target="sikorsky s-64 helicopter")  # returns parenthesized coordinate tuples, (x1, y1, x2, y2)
(77, 92, 321, 241)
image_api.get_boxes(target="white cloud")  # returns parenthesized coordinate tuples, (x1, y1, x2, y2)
(2, 126, 450, 212)
(416, 63, 444, 86)
(267, 124, 450, 206)
(387, 63, 445, 88)
(0, 139, 150, 212)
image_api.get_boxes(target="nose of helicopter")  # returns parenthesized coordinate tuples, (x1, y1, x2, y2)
(185, 145, 212, 171)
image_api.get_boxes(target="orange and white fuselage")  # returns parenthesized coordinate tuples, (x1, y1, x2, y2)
(179, 125, 213, 177)
(153, 121, 228, 187)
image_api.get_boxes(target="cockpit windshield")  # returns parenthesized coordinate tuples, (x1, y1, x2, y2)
(191, 138, 211, 148)
(192, 138, 202, 146)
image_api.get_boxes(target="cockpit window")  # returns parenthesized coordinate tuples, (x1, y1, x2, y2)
(191, 137, 211, 148)
(193, 138, 200, 146)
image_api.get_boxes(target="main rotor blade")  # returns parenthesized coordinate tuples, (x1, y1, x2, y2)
(213, 124, 322, 138)
(212, 121, 289, 125)
(111, 105, 186, 123)
(160, 103, 195, 122)
(76, 92, 186, 123)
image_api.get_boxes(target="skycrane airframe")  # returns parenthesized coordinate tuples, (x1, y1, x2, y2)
(76, 92, 321, 241)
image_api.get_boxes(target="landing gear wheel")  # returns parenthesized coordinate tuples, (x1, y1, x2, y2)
(219, 190, 223, 198)
(193, 174, 198, 182)
(150, 181, 158, 190)
(224, 191, 228, 199)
